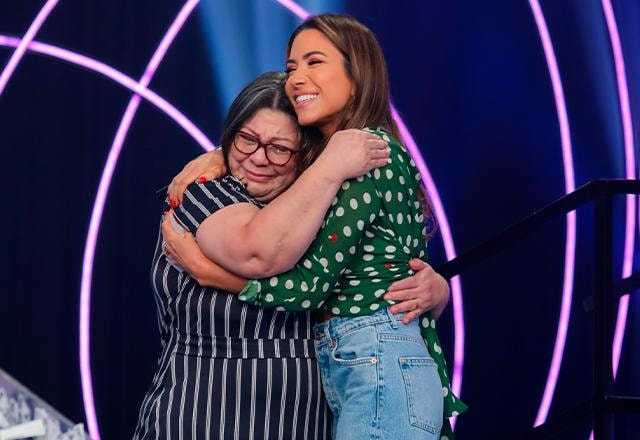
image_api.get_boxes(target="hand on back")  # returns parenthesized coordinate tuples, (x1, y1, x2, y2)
(167, 150, 227, 206)
(316, 129, 390, 182)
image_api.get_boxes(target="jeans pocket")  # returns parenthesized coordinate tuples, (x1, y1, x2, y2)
(398, 357, 443, 434)
(330, 326, 377, 366)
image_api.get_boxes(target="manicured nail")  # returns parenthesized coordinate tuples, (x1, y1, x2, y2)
(197, 176, 206, 183)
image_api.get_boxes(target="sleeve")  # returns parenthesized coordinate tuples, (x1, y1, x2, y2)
(172, 178, 256, 235)
(238, 174, 382, 311)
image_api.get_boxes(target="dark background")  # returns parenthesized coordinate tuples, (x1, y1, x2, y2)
(1, 0, 638, 438)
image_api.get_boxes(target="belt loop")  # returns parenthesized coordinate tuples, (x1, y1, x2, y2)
(387, 307, 399, 329)
(324, 321, 332, 342)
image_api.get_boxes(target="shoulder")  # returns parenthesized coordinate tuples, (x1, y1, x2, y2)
(363, 127, 401, 148)
(187, 175, 262, 208)
(363, 127, 421, 185)
(175, 174, 263, 233)
(363, 127, 414, 163)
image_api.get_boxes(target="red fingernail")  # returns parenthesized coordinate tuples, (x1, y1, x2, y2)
(170, 200, 177, 208)
(198, 176, 206, 183)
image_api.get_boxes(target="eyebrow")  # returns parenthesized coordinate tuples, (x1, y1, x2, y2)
(285, 50, 327, 65)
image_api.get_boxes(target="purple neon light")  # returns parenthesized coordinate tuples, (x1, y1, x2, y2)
(586, 3, 637, 439)
(0, 35, 215, 152)
(78, 2, 201, 438)
(528, 0, 578, 427)
(602, 0, 635, 379)
(392, 108, 465, 424)
(0, 0, 58, 96)
(275, 0, 310, 20)
(276, 0, 466, 427)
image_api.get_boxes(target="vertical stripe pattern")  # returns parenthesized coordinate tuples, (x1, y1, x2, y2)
(133, 176, 331, 439)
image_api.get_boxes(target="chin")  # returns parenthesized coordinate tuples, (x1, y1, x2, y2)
(296, 111, 320, 127)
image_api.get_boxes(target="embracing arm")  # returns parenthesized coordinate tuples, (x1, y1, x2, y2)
(385, 259, 450, 323)
(161, 212, 246, 291)
(238, 175, 381, 311)
(194, 130, 389, 278)
(163, 202, 450, 318)
(167, 149, 227, 206)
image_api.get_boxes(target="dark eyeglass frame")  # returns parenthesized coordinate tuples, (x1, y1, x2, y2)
(233, 131, 299, 166)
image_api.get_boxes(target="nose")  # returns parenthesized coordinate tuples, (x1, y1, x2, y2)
(249, 145, 270, 166)
(288, 69, 307, 88)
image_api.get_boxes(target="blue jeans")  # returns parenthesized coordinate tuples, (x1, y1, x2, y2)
(314, 307, 443, 440)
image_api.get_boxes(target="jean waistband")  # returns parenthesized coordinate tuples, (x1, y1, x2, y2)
(313, 307, 404, 345)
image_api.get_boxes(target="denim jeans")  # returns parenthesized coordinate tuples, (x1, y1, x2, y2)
(314, 307, 443, 440)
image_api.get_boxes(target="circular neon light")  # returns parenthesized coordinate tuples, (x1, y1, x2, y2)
(78, 2, 201, 438)
(587, 2, 636, 438)
(0, 0, 58, 96)
(601, 0, 635, 381)
(528, 0, 578, 427)
(0, 36, 215, 152)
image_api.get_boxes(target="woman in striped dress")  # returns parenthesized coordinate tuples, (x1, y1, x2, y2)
(134, 71, 440, 439)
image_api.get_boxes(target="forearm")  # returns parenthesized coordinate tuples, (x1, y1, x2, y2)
(244, 161, 342, 271)
(237, 177, 380, 311)
(189, 255, 248, 292)
(430, 274, 450, 320)
(430, 298, 448, 320)
(200, 161, 344, 278)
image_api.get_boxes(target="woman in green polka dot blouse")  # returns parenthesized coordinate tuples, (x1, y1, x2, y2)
(240, 14, 465, 440)
(240, 127, 465, 438)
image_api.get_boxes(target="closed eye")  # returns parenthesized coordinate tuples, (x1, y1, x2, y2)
(270, 144, 295, 154)
(238, 132, 256, 143)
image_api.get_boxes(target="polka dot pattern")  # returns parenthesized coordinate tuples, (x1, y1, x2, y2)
(236, 128, 467, 427)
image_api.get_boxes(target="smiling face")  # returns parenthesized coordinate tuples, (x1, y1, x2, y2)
(285, 29, 355, 137)
(228, 108, 300, 202)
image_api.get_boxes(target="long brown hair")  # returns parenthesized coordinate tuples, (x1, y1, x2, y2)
(287, 14, 436, 238)
(287, 14, 400, 142)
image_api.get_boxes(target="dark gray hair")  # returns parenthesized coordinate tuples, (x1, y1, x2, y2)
(220, 71, 321, 173)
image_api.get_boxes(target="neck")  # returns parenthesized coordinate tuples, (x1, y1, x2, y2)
(319, 121, 338, 139)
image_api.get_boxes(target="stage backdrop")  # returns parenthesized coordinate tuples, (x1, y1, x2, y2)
(1, 0, 638, 438)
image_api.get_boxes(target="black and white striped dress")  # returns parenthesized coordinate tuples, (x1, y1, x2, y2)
(133, 175, 331, 440)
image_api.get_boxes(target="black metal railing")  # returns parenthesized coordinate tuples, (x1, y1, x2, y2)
(435, 179, 640, 439)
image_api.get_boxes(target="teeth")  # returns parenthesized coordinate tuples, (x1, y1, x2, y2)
(296, 94, 318, 104)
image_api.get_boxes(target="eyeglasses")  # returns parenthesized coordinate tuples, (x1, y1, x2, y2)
(233, 131, 299, 166)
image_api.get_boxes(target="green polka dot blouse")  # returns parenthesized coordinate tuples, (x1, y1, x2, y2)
(239, 128, 467, 436)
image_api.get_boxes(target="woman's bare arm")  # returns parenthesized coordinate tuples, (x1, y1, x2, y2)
(161, 213, 246, 291)
(192, 130, 389, 278)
